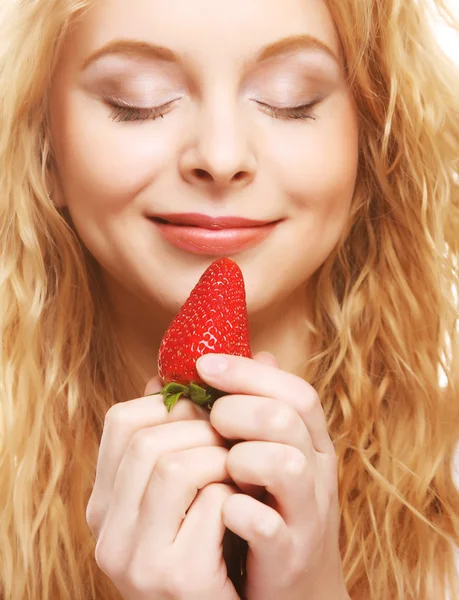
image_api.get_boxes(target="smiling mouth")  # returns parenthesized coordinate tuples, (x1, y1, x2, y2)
(148, 212, 282, 230)
(150, 216, 281, 256)
(150, 217, 267, 229)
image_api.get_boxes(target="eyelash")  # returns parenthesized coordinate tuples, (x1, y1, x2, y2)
(105, 97, 319, 123)
(105, 97, 176, 122)
(256, 100, 319, 121)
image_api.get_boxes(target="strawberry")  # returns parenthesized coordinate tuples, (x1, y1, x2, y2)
(157, 257, 252, 411)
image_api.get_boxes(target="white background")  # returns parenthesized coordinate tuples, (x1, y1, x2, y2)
(435, 1, 459, 62)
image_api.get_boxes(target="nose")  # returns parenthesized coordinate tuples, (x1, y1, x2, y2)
(179, 100, 256, 192)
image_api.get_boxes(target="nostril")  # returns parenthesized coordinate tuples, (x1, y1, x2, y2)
(194, 168, 211, 180)
(192, 169, 249, 183)
(233, 171, 246, 181)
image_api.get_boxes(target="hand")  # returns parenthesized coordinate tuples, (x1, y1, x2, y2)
(195, 352, 349, 600)
(86, 378, 241, 600)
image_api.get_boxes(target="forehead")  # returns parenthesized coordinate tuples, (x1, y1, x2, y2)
(68, 0, 341, 67)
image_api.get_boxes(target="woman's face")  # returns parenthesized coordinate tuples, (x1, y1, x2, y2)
(50, 0, 359, 316)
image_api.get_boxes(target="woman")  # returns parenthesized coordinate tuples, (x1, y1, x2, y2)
(0, 0, 458, 598)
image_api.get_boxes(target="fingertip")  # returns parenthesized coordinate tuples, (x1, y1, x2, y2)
(253, 351, 278, 368)
(144, 375, 163, 397)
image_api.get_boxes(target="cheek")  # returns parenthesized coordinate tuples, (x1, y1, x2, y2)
(252, 96, 359, 296)
(51, 91, 175, 213)
(272, 98, 359, 217)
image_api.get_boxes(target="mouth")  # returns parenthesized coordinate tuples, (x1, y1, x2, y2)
(149, 212, 280, 229)
(149, 213, 283, 256)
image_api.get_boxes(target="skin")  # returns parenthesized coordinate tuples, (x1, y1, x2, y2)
(52, 0, 358, 598)
(50, 0, 359, 381)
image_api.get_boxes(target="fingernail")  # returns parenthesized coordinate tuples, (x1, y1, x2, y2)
(197, 354, 228, 375)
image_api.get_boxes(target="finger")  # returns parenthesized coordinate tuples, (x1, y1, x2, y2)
(196, 354, 333, 454)
(174, 483, 238, 558)
(253, 351, 278, 368)
(98, 421, 224, 551)
(132, 483, 239, 599)
(222, 493, 290, 563)
(91, 395, 210, 518)
(210, 394, 314, 458)
(144, 375, 163, 396)
(137, 446, 231, 550)
(110, 420, 224, 516)
(226, 442, 317, 528)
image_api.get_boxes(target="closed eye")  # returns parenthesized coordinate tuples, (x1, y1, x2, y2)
(255, 99, 320, 120)
(103, 95, 320, 123)
(104, 96, 178, 122)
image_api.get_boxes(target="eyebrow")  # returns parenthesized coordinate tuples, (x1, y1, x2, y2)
(81, 34, 340, 71)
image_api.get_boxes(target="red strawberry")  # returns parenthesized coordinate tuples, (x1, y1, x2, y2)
(157, 257, 252, 411)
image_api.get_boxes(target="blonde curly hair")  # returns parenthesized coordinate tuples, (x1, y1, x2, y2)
(0, 0, 458, 598)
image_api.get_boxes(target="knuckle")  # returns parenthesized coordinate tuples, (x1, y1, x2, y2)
(128, 429, 158, 458)
(104, 403, 130, 430)
(85, 497, 103, 535)
(288, 552, 309, 582)
(256, 402, 296, 436)
(277, 447, 307, 479)
(154, 454, 186, 480)
(94, 537, 125, 580)
(296, 387, 320, 416)
(124, 568, 153, 596)
(252, 510, 283, 540)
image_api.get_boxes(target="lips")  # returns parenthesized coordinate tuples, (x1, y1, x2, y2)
(149, 212, 281, 256)
(150, 212, 275, 229)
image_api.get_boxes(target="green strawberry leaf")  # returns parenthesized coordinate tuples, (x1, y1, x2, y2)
(164, 391, 185, 412)
(162, 382, 190, 395)
(159, 381, 224, 411)
(189, 382, 214, 407)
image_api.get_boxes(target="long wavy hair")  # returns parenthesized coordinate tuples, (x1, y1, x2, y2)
(0, 0, 458, 598)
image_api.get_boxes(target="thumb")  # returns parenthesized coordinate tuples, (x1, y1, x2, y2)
(144, 375, 163, 396)
(253, 351, 278, 368)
